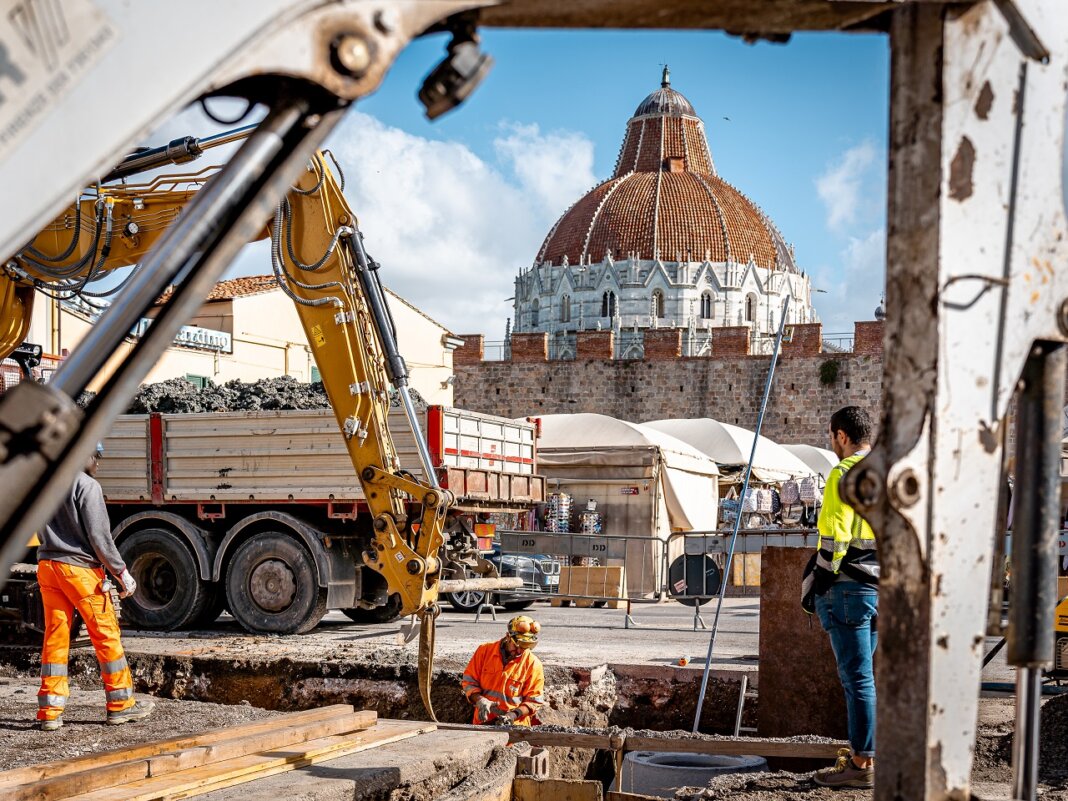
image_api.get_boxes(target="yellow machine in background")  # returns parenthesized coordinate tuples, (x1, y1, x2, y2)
(1056, 594, 1068, 678)
(0, 133, 506, 718)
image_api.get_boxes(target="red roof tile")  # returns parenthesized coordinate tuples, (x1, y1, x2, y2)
(155, 275, 278, 306)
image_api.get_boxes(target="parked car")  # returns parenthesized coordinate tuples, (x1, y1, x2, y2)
(444, 546, 561, 613)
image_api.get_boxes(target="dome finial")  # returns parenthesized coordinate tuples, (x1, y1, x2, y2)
(661, 64, 671, 88)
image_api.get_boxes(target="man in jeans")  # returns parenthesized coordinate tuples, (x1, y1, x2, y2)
(808, 406, 878, 788)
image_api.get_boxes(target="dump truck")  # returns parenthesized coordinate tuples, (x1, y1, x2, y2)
(97, 405, 544, 634)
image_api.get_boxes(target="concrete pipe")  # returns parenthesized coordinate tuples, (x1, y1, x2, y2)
(615, 750, 768, 799)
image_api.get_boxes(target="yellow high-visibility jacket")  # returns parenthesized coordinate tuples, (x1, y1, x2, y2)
(802, 450, 879, 612)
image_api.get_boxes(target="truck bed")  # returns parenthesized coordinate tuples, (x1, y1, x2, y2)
(99, 407, 544, 511)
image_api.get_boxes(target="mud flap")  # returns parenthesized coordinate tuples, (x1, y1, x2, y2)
(417, 602, 440, 722)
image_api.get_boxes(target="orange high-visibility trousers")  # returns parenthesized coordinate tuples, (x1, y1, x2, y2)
(36, 560, 135, 721)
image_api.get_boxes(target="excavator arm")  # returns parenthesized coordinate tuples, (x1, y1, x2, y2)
(2, 140, 468, 718)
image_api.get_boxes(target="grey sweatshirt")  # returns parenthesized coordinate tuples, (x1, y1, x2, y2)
(37, 471, 126, 577)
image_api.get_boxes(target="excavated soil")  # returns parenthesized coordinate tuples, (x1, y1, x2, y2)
(76, 376, 429, 414)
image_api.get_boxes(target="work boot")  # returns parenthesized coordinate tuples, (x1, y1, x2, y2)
(107, 699, 155, 726)
(813, 748, 874, 789)
(36, 717, 63, 732)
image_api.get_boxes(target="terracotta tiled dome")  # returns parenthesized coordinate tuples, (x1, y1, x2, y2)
(536, 68, 796, 273)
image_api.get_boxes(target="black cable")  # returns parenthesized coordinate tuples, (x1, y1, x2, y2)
(199, 96, 254, 127)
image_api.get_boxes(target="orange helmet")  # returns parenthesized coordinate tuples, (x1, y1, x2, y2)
(506, 615, 541, 649)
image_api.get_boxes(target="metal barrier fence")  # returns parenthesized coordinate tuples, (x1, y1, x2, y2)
(491, 528, 818, 629)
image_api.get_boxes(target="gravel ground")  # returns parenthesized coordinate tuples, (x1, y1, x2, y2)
(0, 678, 279, 771)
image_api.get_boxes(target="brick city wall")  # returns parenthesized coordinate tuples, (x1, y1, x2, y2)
(455, 351, 883, 445)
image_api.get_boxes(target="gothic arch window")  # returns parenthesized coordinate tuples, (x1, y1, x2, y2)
(531, 298, 540, 327)
(744, 293, 756, 323)
(560, 294, 571, 323)
(700, 291, 713, 320)
(652, 289, 665, 319)
(601, 291, 617, 318)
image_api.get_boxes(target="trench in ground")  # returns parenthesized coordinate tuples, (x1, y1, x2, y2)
(0, 645, 757, 783)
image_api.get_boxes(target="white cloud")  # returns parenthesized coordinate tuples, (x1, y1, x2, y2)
(494, 122, 597, 218)
(815, 141, 877, 231)
(234, 111, 595, 341)
(812, 227, 885, 331)
(136, 105, 594, 342)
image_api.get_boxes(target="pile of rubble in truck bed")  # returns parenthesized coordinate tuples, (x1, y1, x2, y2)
(76, 376, 428, 413)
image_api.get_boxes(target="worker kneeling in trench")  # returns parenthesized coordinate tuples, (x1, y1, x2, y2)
(461, 615, 545, 726)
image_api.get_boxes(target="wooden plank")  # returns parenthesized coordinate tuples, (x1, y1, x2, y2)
(606, 792, 661, 801)
(63, 720, 435, 801)
(9, 712, 372, 801)
(436, 723, 622, 750)
(436, 723, 843, 759)
(623, 734, 845, 759)
(513, 777, 602, 801)
(0, 705, 362, 789)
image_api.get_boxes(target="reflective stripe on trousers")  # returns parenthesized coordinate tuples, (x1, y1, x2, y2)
(36, 560, 135, 720)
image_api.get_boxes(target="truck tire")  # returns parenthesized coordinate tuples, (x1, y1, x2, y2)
(225, 532, 327, 635)
(119, 528, 209, 631)
(342, 594, 402, 625)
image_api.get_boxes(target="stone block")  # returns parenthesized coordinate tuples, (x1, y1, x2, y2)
(853, 321, 884, 355)
(510, 333, 548, 363)
(576, 330, 614, 360)
(453, 335, 484, 365)
(758, 547, 847, 740)
(781, 323, 822, 357)
(710, 326, 750, 357)
(643, 329, 683, 360)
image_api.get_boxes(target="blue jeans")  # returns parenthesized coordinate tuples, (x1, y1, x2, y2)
(815, 581, 878, 757)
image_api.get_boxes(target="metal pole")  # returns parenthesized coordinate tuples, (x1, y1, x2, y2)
(692, 295, 790, 732)
(1008, 341, 1064, 801)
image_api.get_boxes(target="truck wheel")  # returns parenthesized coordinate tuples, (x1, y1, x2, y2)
(446, 589, 489, 613)
(342, 594, 402, 625)
(119, 528, 209, 631)
(225, 532, 327, 635)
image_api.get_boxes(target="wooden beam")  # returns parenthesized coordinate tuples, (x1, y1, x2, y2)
(435, 723, 844, 759)
(623, 734, 844, 759)
(0, 705, 363, 789)
(8, 712, 373, 801)
(436, 723, 623, 750)
(62, 720, 434, 801)
(513, 777, 603, 801)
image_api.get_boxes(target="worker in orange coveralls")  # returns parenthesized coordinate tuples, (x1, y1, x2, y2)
(461, 615, 545, 726)
(35, 443, 155, 730)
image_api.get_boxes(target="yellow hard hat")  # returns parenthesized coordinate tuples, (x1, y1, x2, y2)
(507, 615, 541, 649)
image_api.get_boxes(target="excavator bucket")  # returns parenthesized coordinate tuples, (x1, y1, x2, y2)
(417, 604, 439, 722)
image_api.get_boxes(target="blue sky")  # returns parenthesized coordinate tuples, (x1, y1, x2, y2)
(207, 28, 890, 340)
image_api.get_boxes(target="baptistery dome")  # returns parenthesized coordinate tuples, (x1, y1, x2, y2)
(513, 67, 816, 358)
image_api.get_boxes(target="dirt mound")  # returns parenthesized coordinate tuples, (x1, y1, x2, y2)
(124, 376, 427, 414)
(1041, 692, 1068, 781)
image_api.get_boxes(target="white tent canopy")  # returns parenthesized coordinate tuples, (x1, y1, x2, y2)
(645, 418, 815, 484)
(534, 413, 720, 532)
(782, 443, 839, 481)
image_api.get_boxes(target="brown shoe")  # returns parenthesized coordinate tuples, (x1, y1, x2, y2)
(814, 748, 874, 789)
(107, 700, 155, 726)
